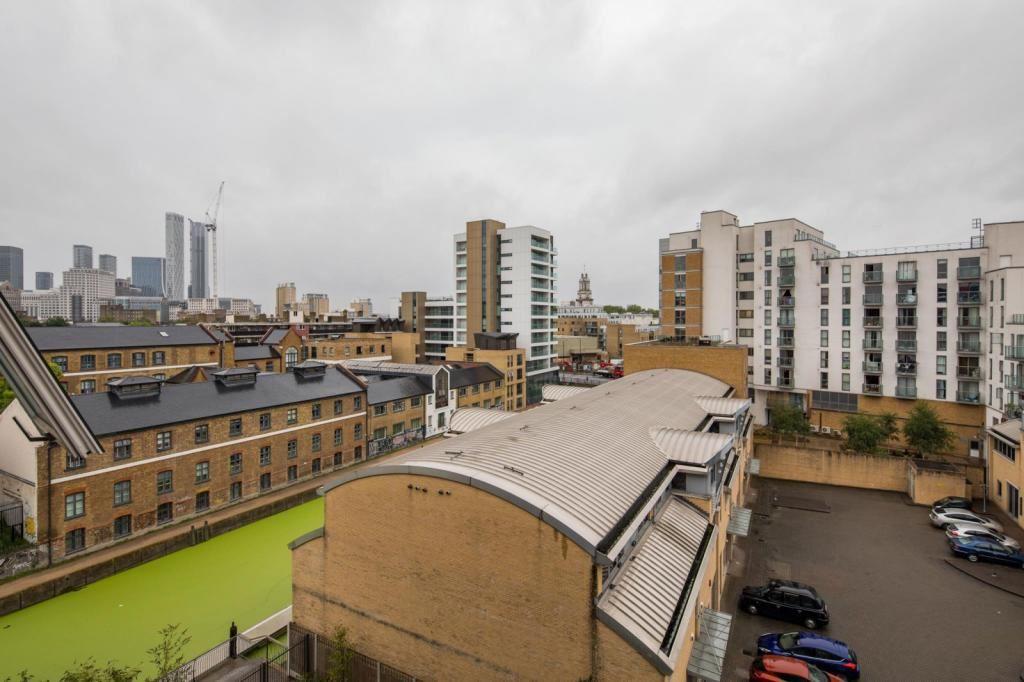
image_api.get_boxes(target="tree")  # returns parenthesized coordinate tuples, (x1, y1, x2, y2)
(58, 659, 139, 682)
(43, 316, 69, 326)
(843, 414, 886, 453)
(126, 319, 154, 327)
(602, 305, 625, 314)
(769, 403, 810, 441)
(903, 403, 955, 457)
(325, 626, 354, 682)
(147, 624, 191, 681)
(877, 412, 899, 442)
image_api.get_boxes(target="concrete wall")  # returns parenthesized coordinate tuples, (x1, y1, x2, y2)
(757, 444, 908, 492)
(624, 342, 749, 396)
(909, 465, 968, 505)
(0, 400, 40, 542)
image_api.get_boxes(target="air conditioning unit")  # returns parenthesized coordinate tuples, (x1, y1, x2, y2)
(809, 424, 820, 433)
(833, 430, 843, 438)
(821, 426, 832, 435)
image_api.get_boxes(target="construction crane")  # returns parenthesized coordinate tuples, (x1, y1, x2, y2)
(205, 181, 225, 299)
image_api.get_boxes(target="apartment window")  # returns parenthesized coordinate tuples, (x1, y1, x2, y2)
(157, 502, 173, 524)
(842, 373, 850, 391)
(287, 408, 298, 424)
(820, 351, 829, 369)
(393, 399, 406, 411)
(936, 356, 947, 375)
(113, 515, 132, 539)
(993, 438, 1016, 462)
(842, 309, 850, 326)
(764, 230, 772, 247)
(113, 480, 131, 506)
(156, 470, 173, 495)
(373, 404, 386, 416)
(288, 439, 298, 458)
(334, 399, 343, 415)
(764, 250, 772, 267)
(842, 265, 851, 283)
(764, 290, 772, 306)
(820, 372, 828, 389)
(765, 329, 772, 346)
(820, 330, 828, 347)
(937, 259, 948, 278)
(820, 309, 828, 326)
(156, 431, 172, 451)
(1001, 278, 1005, 301)
(842, 351, 851, 369)
(312, 457, 322, 474)
(194, 423, 209, 444)
(131, 352, 145, 368)
(260, 413, 271, 430)
(333, 452, 343, 467)
(80, 380, 96, 394)
(51, 356, 68, 372)
(411, 418, 422, 430)
(411, 396, 421, 407)
(230, 452, 243, 474)
(80, 354, 96, 370)
(393, 422, 405, 435)
(312, 434, 321, 452)
(764, 369, 772, 384)
(260, 473, 272, 491)
(65, 492, 85, 519)
(285, 347, 298, 368)
(230, 481, 242, 501)
(937, 308, 947, 326)
(333, 428, 343, 446)
(265, 361, 274, 372)
(738, 310, 754, 320)
(936, 379, 947, 399)
(764, 270, 772, 285)
(738, 328, 754, 338)
(193, 491, 210, 512)
(195, 461, 210, 483)
(260, 446, 271, 466)
(312, 403, 322, 419)
(738, 271, 754, 282)
(738, 291, 754, 300)
(229, 418, 242, 436)
(152, 351, 165, 366)
(65, 528, 85, 554)
(937, 283, 947, 303)
(820, 267, 829, 285)
(354, 424, 362, 440)
(937, 332, 947, 351)
(288, 465, 298, 482)
(373, 427, 387, 440)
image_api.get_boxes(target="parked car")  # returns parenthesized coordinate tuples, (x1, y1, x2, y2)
(750, 654, 843, 682)
(931, 496, 972, 511)
(945, 522, 1021, 550)
(929, 508, 1003, 531)
(948, 537, 1024, 568)
(739, 580, 830, 629)
(756, 632, 860, 680)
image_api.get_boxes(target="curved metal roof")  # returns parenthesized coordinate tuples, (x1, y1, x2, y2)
(541, 383, 593, 402)
(694, 396, 750, 418)
(449, 407, 514, 434)
(325, 369, 736, 554)
(649, 428, 733, 465)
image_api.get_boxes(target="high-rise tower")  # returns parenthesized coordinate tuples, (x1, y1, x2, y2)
(164, 212, 185, 300)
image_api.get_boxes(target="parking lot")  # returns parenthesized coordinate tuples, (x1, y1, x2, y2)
(722, 479, 1024, 681)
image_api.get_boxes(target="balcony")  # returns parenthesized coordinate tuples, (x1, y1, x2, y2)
(863, 271, 883, 284)
(957, 265, 982, 280)
(956, 391, 981, 404)
(776, 316, 796, 328)
(777, 274, 796, 287)
(862, 338, 884, 351)
(956, 366, 983, 380)
(776, 376, 794, 389)
(896, 339, 917, 351)
(778, 296, 795, 308)
(862, 294, 883, 305)
(862, 361, 883, 374)
(896, 292, 918, 306)
(1006, 345, 1024, 359)
(957, 339, 982, 354)
(896, 270, 918, 282)
(1005, 375, 1024, 390)
(896, 317, 918, 329)
(778, 255, 796, 267)
(777, 356, 794, 368)
(862, 383, 882, 395)
(863, 316, 882, 328)
(777, 336, 795, 348)
(896, 384, 917, 398)
(957, 316, 982, 329)
(957, 291, 982, 304)
(896, 363, 917, 376)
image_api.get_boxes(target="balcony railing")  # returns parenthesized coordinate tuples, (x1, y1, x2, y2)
(1005, 345, 1024, 359)
(777, 336, 795, 348)
(896, 339, 917, 351)
(896, 270, 918, 282)
(1005, 375, 1024, 390)
(896, 293, 918, 306)
(957, 292, 982, 304)
(862, 338, 884, 350)
(778, 255, 796, 267)
(777, 274, 796, 287)
(957, 316, 982, 329)
(957, 339, 982, 353)
(862, 294, 883, 305)
(957, 265, 982, 279)
(777, 357, 794, 368)
(956, 366, 983, 380)
(778, 297, 795, 308)
(895, 385, 917, 398)
(776, 317, 796, 328)
(863, 316, 882, 328)
(776, 376, 794, 389)
(896, 363, 917, 376)
(862, 383, 882, 395)
(863, 271, 883, 284)
(862, 361, 883, 374)
(956, 391, 981, 404)
(896, 317, 918, 329)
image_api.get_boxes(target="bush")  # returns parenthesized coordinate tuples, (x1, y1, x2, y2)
(903, 403, 955, 457)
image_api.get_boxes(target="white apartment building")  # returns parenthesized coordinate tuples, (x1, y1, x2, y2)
(20, 289, 64, 321)
(61, 267, 115, 323)
(660, 210, 1024, 458)
(423, 295, 455, 360)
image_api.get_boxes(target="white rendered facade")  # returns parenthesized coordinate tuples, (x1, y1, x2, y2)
(61, 267, 115, 323)
(423, 295, 455, 360)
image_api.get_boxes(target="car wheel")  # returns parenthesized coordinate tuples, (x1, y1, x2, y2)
(747, 604, 758, 615)
(968, 554, 979, 563)
(803, 617, 817, 629)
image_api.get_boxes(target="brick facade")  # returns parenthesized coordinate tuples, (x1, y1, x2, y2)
(624, 342, 749, 396)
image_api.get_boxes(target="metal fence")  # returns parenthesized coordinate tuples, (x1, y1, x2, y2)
(0, 502, 24, 543)
(164, 632, 257, 681)
(367, 426, 426, 459)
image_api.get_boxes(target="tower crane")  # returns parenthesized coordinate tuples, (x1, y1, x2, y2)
(205, 181, 225, 299)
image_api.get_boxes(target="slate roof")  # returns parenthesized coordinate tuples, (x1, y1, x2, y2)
(72, 366, 365, 436)
(447, 363, 503, 389)
(235, 345, 279, 361)
(26, 325, 221, 351)
(363, 375, 432, 404)
(262, 328, 290, 345)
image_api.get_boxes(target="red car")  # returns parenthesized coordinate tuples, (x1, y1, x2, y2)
(750, 654, 843, 682)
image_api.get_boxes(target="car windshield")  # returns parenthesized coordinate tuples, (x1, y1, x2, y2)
(808, 665, 830, 682)
(778, 633, 799, 650)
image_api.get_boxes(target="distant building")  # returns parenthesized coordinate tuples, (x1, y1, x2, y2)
(19, 289, 64, 321)
(35, 271, 53, 291)
(446, 332, 526, 410)
(131, 256, 165, 297)
(115, 278, 140, 297)
(276, 282, 297, 320)
(350, 298, 373, 318)
(304, 293, 330, 319)
(0, 246, 24, 290)
(188, 219, 209, 299)
(72, 244, 93, 269)
(399, 291, 455, 362)
(104, 296, 167, 323)
(164, 212, 185, 300)
(61, 267, 115, 323)
(0, 281, 22, 313)
(98, 254, 117, 277)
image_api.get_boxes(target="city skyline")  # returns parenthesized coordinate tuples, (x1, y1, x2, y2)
(2, 3, 1023, 311)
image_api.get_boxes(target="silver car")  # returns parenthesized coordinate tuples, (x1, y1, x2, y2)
(930, 507, 1003, 532)
(945, 522, 1020, 550)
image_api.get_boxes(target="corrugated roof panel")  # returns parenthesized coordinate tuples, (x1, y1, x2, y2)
(990, 418, 1021, 444)
(541, 384, 593, 402)
(694, 396, 749, 417)
(449, 407, 514, 434)
(650, 429, 733, 465)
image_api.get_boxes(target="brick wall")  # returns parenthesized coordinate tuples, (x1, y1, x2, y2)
(44, 343, 224, 395)
(757, 444, 908, 492)
(909, 465, 967, 505)
(624, 342, 748, 396)
(368, 397, 426, 441)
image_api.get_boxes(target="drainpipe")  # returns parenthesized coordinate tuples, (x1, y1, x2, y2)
(46, 439, 54, 567)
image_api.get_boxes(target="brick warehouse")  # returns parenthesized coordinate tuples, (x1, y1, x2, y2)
(28, 361, 366, 563)
(26, 325, 234, 395)
(291, 369, 754, 681)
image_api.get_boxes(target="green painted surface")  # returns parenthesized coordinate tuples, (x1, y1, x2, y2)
(0, 498, 323, 680)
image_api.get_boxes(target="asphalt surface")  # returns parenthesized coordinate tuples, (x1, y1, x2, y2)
(722, 479, 1024, 681)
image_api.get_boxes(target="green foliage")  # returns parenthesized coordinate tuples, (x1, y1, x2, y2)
(603, 304, 658, 315)
(903, 403, 955, 457)
(770, 403, 810, 437)
(877, 412, 899, 440)
(843, 414, 887, 453)
(602, 305, 625, 314)
(58, 659, 140, 682)
(126, 319, 154, 326)
(44, 316, 69, 326)
(325, 625, 354, 682)
(147, 624, 191, 681)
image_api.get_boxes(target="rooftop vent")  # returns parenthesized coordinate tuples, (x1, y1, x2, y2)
(108, 375, 163, 399)
(212, 367, 259, 387)
(293, 360, 327, 379)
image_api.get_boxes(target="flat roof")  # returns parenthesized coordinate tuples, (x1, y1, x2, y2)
(72, 366, 364, 436)
(324, 369, 738, 555)
(26, 325, 220, 351)
(990, 418, 1021, 445)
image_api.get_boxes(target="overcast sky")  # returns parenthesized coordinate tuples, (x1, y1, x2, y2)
(2, 1, 1022, 311)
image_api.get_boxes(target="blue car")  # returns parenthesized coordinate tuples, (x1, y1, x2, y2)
(756, 632, 860, 680)
(949, 536, 1024, 568)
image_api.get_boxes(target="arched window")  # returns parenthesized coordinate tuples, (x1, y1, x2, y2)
(285, 347, 298, 369)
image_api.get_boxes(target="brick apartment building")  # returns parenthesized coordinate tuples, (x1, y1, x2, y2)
(26, 325, 234, 395)
(445, 332, 526, 411)
(30, 362, 367, 563)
